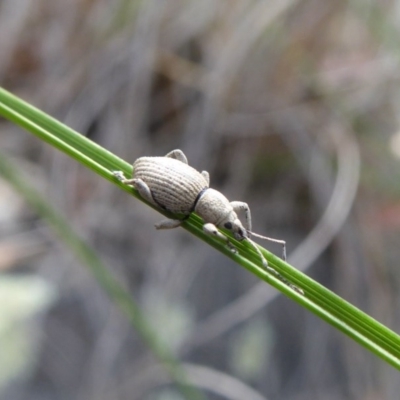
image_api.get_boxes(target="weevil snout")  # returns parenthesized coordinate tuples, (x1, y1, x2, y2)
(233, 224, 248, 241)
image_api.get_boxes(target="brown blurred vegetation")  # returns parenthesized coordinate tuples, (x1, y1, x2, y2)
(1, 1, 400, 399)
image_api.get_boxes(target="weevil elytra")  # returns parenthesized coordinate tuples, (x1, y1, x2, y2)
(114, 149, 303, 295)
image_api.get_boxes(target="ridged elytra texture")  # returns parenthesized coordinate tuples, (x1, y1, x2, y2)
(133, 156, 209, 214)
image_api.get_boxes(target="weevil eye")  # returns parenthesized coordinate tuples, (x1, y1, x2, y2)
(224, 222, 233, 230)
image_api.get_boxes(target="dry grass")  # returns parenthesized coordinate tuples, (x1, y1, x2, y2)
(1, 1, 400, 399)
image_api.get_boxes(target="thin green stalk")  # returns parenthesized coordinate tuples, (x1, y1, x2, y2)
(1, 86, 400, 370)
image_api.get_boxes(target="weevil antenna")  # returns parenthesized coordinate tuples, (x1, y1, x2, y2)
(248, 230, 287, 261)
(246, 237, 304, 295)
(246, 237, 268, 268)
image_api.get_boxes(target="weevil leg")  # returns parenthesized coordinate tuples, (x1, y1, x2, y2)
(155, 218, 183, 229)
(203, 223, 238, 254)
(114, 172, 159, 207)
(115, 171, 184, 230)
(201, 171, 210, 185)
(230, 201, 252, 233)
(165, 149, 188, 164)
(113, 171, 129, 181)
(126, 178, 160, 208)
(113, 171, 137, 185)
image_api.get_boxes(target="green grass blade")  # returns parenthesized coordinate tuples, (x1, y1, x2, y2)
(0, 86, 400, 370)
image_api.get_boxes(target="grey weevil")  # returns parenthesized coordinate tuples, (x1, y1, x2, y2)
(113, 149, 303, 294)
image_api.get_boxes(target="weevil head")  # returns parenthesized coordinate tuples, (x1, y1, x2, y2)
(195, 189, 248, 241)
(219, 216, 248, 241)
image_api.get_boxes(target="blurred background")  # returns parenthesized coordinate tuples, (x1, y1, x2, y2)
(1, 0, 400, 399)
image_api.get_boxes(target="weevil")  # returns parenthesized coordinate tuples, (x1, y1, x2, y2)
(113, 149, 303, 294)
